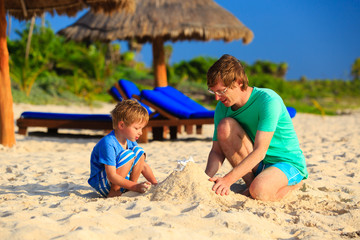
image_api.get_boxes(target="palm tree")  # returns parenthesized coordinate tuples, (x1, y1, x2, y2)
(351, 57, 360, 81)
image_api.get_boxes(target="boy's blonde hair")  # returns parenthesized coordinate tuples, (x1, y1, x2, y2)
(110, 99, 149, 128)
(207, 54, 248, 91)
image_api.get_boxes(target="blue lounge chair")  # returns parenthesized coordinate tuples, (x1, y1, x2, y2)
(154, 86, 215, 119)
(110, 79, 215, 140)
(16, 110, 187, 143)
(108, 86, 123, 102)
(116, 79, 141, 100)
(16, 112, 113, 135)
(112, 79, 214, 120)
(286, 106, 296, 118)
(140, 88, 214, 119)
(110, 79, 155, 117)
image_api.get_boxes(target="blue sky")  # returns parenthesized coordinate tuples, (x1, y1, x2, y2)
(7, 0, 360, 80)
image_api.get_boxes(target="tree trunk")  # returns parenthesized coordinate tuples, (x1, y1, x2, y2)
(41, 13, 45, 26)
(0, 0, 16, 147)
(7, 11, 11, 37)
(152, 37, 168, 87)
(25, 15, 35, 64)
(41, 12, 45, 33)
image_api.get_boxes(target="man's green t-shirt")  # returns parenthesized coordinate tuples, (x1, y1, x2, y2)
(213, 87, 308, 179)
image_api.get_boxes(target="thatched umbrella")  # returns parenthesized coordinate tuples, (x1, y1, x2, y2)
(58, 0, 254, 88)
(0, 0, 134, 147)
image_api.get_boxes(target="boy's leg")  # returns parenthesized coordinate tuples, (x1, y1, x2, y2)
(129, 154, 145, 183)
(108, 159, 135, 197)
(108, 149, 139, 197)
(128, 146, 146, 182)
(217, 117, 257, 186)
(108, 147, 147, 197)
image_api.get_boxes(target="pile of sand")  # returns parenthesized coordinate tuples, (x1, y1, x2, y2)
(145, 162, 245, 207)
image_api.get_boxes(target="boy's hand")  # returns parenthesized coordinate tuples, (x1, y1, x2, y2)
(136, 181, 151, 193)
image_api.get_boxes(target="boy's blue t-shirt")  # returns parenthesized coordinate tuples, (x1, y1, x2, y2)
(213, 87, 308, 179)
(88, 130, 138, 188)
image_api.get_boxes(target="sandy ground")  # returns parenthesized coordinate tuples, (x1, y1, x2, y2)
(0, 103, 359, 239)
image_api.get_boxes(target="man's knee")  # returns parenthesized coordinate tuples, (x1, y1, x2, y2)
(217, 118, 247, 141)
(217, 118, 238, 140)
(249, 180, 271, 201)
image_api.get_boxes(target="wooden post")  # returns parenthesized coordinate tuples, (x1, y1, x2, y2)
(0, 0, 16, 147)
(152, 37, 168, 87)
(138, 127, 149, 143)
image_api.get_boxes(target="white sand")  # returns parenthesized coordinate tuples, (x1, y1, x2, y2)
(0, 103, 359, 239)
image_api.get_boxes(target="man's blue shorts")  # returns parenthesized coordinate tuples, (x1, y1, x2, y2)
(255, 161, 303, 186)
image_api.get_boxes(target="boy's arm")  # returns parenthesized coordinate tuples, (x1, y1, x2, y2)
(142, 162, 158, 185)
(105, 165, 149, 192)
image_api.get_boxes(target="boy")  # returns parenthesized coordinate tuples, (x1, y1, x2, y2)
(88, 99, 157, 198)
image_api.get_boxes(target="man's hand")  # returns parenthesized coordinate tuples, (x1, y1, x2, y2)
(209, 177, 232, 196)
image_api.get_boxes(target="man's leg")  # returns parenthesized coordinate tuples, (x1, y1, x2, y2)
(217, 117, 256, 186)
(249, 167, 302, 201)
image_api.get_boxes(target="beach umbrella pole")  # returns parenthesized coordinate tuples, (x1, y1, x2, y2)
(0, 0, 15, 147)
(152, 37, 168, 87)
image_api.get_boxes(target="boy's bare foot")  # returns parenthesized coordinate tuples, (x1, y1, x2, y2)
(107, 189, 123, 198)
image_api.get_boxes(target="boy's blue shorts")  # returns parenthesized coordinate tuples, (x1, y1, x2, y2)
(93, 146, 145, 197)
(255, 161, 303, 186)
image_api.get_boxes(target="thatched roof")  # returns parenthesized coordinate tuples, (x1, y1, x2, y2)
(58, 0, 254, 44)
(5, 0, 135, 20)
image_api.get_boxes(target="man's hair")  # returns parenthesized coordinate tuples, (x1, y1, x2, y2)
(207, 54, 248, 90)
(110, 99, 149, 128)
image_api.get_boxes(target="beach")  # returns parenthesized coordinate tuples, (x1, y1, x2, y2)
(0, 103, 359, 239)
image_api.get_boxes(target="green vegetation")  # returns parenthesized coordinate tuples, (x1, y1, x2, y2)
(8, 25, 360, 115)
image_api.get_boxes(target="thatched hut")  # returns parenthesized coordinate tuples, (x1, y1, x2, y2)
(59, 0, 254, 87)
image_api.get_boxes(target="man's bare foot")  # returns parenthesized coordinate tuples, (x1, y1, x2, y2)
(241, 188, 251, 197)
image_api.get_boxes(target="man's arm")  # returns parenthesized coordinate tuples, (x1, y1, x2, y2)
(210, 130, 274, 195)
(205, 141, 225, 178)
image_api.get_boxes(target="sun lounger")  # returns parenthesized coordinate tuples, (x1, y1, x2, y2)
(110, 80, 156, 117)
(286, 106, 296, 118)
(15, 111, 180, 143)
(112, 79, 215, 119)
(16, 112, 113, 135)
(110, 79, 215, 139)
(115, 79, 140, 100)
(109, 82, 185, 140)
(111, 79, 214, 119)
(108, 86, 123, 102)
(134, 87, 214, 137)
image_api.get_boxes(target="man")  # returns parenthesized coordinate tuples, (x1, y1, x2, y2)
(205, 54, 308, 201)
